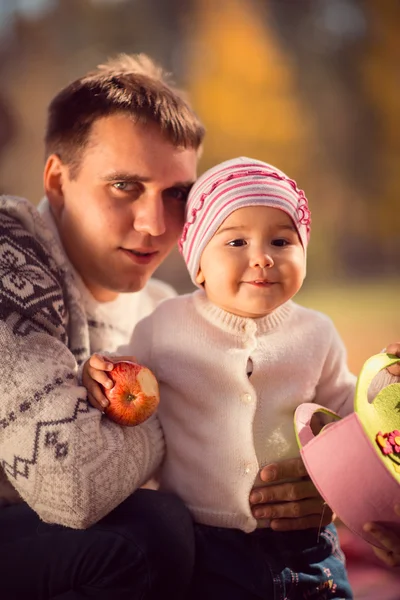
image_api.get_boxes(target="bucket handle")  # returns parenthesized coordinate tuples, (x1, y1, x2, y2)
(294, 353, 400, 450)
(354, 353, 400, 414)
(294, 403, 341, 449)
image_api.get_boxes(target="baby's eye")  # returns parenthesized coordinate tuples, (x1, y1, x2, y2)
(271, 238, 289, 247)
(227, 239, 247, 247)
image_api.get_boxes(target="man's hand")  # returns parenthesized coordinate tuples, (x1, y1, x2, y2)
(249, 457, 333, 531)
(386, 343, 400, 376)
(363, 505, 400, 567)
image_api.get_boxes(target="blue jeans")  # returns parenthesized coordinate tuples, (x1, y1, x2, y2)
(0, 489, 195, 600)
(189, 523, 353, 599)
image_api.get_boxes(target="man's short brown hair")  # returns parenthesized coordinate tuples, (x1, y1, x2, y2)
(45, 53, 205, 178)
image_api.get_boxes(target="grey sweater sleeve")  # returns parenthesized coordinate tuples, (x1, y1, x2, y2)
(0, 209, 164, 528)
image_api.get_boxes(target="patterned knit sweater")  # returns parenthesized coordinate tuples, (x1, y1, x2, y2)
(122, 291, 396, 533)
(0, 195, 174, 528)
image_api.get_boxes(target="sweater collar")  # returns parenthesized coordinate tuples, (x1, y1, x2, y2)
(192, 289, 294, 335)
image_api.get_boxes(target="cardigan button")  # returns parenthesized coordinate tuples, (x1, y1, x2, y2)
(241, 392, 253, 404)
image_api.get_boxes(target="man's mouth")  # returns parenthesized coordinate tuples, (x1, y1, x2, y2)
(120, 247, 159, 264)
(126, 249, 157, 257)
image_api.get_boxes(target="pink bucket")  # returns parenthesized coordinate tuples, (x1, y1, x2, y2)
(295, 353, 400, 550)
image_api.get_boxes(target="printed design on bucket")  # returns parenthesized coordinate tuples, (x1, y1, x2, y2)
(376, 430, 400, 467)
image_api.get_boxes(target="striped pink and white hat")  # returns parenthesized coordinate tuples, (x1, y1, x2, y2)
(179, 156, 311, 285)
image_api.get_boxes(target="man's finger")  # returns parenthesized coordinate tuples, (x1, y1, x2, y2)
(259, 457, 308, 483)
(269, 510, 333, 532)
(386, 343, 400, 375)
(386, 343, 400, 356)
(250, 479, 318, 506)
(387, 364, 400, 376)
(363, 523, 400, 554)
(252, 496, 328, 521)
(371, 547, 399, 568)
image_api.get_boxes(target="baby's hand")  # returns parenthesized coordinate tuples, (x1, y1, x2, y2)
(82, 353, 114, 411)
(386, 343, 400, 376)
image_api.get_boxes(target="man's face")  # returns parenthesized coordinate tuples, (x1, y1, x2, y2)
(45, 115, 198, 301)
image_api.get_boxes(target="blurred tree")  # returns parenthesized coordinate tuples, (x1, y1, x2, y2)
(187, 0, 311, 173)
(0, 0, 194, 200)
(257, 0, 399, 276)
(0, 94, 16, 194)
(187, 0, 335, 277)
(360, 0, 400, 275)
(187, 0, 399, 278)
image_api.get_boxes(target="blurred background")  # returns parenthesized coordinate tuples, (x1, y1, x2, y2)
(0, 1, 399, 596)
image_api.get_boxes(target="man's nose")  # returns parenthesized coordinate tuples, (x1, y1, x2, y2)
(133, 194, 166, 237)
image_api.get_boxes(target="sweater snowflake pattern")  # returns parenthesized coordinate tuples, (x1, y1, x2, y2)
(0, 195, 172, 528)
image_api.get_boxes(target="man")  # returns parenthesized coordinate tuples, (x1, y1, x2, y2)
(0, 53, 343, 599)
(0, 52, 202, 600)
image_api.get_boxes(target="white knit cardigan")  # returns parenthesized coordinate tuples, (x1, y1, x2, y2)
(123, 290, 395, 533)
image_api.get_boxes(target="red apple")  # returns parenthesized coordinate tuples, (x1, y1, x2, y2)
(103, 361, 160, 427)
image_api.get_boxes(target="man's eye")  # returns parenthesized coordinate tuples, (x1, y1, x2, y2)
(271, 239, 289, 247)
(112, 182, 137, 192)
(165, 188, 188, 202)
(227, 239, 246, 247)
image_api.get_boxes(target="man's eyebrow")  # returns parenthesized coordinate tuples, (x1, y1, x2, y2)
(101, 173, 195, 189)
(101, 172, 151, 183)
(167, 180, 195, 190)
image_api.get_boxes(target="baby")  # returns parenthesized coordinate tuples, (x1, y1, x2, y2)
(83, 157, 399, 599)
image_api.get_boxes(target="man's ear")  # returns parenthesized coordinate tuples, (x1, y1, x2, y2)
(43, 154, 67, 217)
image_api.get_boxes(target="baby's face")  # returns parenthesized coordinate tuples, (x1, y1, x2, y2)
(196, 206, 305, 318)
